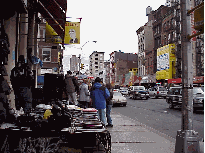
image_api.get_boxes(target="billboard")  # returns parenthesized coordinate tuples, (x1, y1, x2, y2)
(64, 22, 80, 44)
(156, 44, 176, 80)
(45, 22, 80, 44)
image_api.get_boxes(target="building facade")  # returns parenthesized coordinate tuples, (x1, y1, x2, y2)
(0, 0, 67, 108)
(38, 18, 63, 75)
(136, 0, 204, 86)
(109, 51, 138, 86)
(137, 6, 156, 84)
(70, 55, 79, 73)
(89, 51, 105, 79)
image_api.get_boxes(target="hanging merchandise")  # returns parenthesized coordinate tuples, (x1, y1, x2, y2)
(0, 20, 10, 65)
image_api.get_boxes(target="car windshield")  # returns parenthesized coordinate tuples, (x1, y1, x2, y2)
(136, 86, 145, 90)
(114, 92, 122, 97)
(159, 87, 167, 91)
(193, 87, 204, 94)
(169, 88, 182, 95)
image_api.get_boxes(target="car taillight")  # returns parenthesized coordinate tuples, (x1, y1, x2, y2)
(157, 91, 159, 94)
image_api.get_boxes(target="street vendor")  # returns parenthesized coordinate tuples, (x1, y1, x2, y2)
(10, 55, 34, 113)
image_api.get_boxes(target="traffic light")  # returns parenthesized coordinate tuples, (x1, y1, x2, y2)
(80, 63, 84, 70)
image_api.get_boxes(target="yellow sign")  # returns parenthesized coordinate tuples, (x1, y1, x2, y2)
(156, 44, 176, 80)
(45, 22, 62, 43)
(64, 22, 80, 44)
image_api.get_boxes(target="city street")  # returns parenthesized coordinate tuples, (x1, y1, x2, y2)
(112, 96, 204, 143)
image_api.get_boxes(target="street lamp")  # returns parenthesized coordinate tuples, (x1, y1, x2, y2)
(77, 41, 97, 75)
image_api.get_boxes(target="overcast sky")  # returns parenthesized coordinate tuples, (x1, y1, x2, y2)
(64, 0, 167, 61)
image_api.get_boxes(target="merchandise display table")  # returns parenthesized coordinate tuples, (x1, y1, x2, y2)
(0, 103, 111, 153)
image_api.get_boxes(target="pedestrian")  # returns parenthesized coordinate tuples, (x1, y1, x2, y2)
(90, 77, 110, 125)
(105, 83, 113, 127)
(64, 70, 79, 105)
(10, 55, 33, 114)
(78, 79, 90, 108)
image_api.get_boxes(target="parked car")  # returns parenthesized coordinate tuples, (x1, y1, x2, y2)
(148, 86, 168, 99)
(193, 87, 204, 112)
(120, 87, 129, 96)
(200, 86, 204, 92)
(129, 86, 149, 100)
(166, 86, 204, 111)
(166, 86, 182, 109)
(112, 91, 127, 106)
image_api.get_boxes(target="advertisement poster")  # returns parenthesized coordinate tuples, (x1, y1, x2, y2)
(64, 22, 80, 44)
(156, 44, 176, 80)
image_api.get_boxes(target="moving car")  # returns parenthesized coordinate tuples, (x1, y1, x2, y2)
(120, 87, 129, 96)
(112, 91, 127, 106)
(148, 86, 168, 99)
(129, 86, 149, 100)
(166, 86, 204, 111)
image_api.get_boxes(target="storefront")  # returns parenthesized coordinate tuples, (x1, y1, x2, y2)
(193, 76, 204, 86)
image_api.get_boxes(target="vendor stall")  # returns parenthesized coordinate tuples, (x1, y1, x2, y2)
(0, 101, 111, 153)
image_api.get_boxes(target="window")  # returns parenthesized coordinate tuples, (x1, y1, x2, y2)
(95, 58, 98, 60)
(42, 48, 51, 62)
(95, 62, 98, 64)
(42, 29, 46, 42)
(95, 54, 98, 56)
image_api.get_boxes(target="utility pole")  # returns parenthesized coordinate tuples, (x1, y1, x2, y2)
(174, 0, 200, 152)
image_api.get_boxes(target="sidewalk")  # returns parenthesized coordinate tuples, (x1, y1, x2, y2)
(107, 111, 176, 153)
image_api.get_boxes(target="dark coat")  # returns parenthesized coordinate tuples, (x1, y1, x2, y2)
(65, 75, 79, 93)
(106, 89, 113, 105)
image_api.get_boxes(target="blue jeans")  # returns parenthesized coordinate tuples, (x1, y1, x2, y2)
(106, 105, 112, 125)
(97, 108, 106, 125)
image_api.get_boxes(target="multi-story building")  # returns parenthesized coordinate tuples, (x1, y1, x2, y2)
(109, 51, 138, 86)
(70, 55, 79, 73)
(38, 18, 63, 75)
(104, 61, 111, 84)
(136, 6, 155, 85)
(89, 51, 105, 80)
(137, 0, 204, 86)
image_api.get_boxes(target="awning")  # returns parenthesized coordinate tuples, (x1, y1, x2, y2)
(37, 0, 67, 43)
(193, 76, 204, 84)
(168, 78, 182, 84)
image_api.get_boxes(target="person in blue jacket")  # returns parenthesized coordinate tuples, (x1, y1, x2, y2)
(90, 77, 110, 125)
